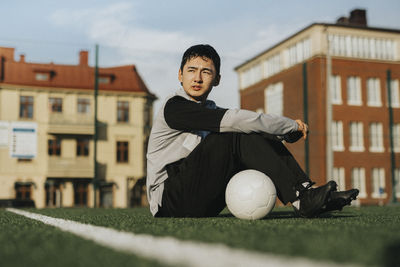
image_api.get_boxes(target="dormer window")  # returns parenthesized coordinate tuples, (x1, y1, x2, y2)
(98, 73, 115, 84)
(35, 73, 49, 81)
(99, 76, 111, 84)
(34, 69, 56, 81)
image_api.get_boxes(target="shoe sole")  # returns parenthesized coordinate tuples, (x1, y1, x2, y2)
(323, 189, 359, 212)
(295, 181, 338, 218)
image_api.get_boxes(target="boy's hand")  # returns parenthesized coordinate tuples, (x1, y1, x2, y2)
(295, 119, 309, 140)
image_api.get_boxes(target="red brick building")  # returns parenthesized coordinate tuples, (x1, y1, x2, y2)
(235, 9, 400, 205)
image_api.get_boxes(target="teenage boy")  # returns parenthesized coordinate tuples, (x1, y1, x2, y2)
(147, 44, 358, 218)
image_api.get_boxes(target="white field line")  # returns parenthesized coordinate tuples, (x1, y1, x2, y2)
(7, 208, 356, 267)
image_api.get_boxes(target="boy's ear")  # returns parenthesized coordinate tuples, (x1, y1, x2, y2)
(213, 74, 221, 86)
(178, 69, 183, 83)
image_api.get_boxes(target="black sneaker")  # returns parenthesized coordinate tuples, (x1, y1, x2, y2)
(321, 189, 359, 213)
(294, 181, 337, 218)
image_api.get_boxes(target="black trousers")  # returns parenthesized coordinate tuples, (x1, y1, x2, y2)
(157, 132, 310, 218)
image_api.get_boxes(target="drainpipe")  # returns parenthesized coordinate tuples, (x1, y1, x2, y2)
(387, 69, 397, 203)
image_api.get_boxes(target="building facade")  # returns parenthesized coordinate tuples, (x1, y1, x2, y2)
(235, 9, 400, 205)
(0, 47, 156, 208)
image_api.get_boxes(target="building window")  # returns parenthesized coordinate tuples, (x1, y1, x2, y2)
(15, 183, 32, 200)
(77, 138, 89, 156)
(100, 184, 113, 208)
(352, 168, 366, 198)
(265, 82, 283, 116)
(333, 167, 346, 191)
(367, 78, 382, 107)
(117, 101, 130, 122)
(330, 75, 342, 105)
(329, 34, 395, 60)
(349, 122, 364, 152)
(369, 123, 384, 152)
(49, 97, 63, 113)
(48, 138, 61, 156)
(392, 123, 400, 152)
(74, 182, 88, 207)
(19, 96, 34, 119)
(371, 168, 386, 198)
(240, 63, 263, 89)
(263, 54, 281, 79)
(116, 141, 129, 163)
(35, 73, 49, 81)
(45, 182, 62, 207)
(78, 98, 91, 114)
(98, 77, 110, 84)
(332, 121, 344, 151)
(347, 76, 362, 106)
(395, 168, 400, 196)
(287, 38, 311, 67)
(389, 79, 400, 108)
(129, 178, 146, 207)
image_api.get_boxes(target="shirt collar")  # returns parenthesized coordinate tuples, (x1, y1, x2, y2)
(175, 87, 216, 108)
(176, 87, 201, 103)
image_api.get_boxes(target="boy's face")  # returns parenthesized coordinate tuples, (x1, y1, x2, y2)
(178, 56, 220, 102)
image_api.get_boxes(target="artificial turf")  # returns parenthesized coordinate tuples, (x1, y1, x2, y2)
(2, 206, 400, 267)
(0, 209, 165, 267)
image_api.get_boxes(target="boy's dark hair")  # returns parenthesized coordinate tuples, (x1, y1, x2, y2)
(180, 44, 221, 76)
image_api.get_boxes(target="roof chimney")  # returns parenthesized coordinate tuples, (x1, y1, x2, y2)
(79, 50, 89, 66)
(336, 9, 367, 27)
(19, 54, 26, 63)
(349, 9, 367, 27)
(336, 16, 349, 25)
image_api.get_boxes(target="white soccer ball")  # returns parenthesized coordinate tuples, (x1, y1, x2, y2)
(225, 169, 276, 220)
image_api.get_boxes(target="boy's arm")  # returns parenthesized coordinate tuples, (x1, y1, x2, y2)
(220, 109, 298, 136)
(164, 96, 299, 136)
(164, 96, 227, 132)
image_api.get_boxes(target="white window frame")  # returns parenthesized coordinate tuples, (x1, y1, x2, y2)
(333, 167, 346, 191)
(352, 168, 366, 198)
(264, 82, 284, 116)
(35, 73, 49, 81)
(367, 78, 382, 107)
(347, 76, 362, 106)
(371, 168, 386, 198)
(332, 121, 344, 151)
(395, 168, 400, 196)
(263, 54, 281, 79)
(369, 122, 384, 153)
(389, 79, 400, 108)
(330, 75, 342, 105)
(349, 122, 364, 152)
(392, 123, 400, 152)
(287, 38, 311, 67)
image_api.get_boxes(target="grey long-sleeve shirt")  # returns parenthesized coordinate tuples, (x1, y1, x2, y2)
(146, 88, 299, 216)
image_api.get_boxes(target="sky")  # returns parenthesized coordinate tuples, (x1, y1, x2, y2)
(1, 0, 400, 113)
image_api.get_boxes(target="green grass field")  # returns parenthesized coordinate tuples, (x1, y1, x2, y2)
(1, 206, 400, 267)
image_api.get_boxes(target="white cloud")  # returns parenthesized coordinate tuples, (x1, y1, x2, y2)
(50, 2, 197, 112)
(48, 2, 295, 112)
(50, 2, 194, 54)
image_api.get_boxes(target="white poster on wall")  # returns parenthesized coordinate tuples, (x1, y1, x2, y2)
(9, 122, 38, 158)
(0, 121, 9, 148)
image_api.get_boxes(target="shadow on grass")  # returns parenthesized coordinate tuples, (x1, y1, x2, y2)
(383, 240, 400, 267)
(218, 210, 358, 220)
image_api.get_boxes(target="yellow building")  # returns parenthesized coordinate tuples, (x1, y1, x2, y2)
(0, 47, 156, 208)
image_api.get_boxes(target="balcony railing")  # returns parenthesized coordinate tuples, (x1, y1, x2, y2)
(48, 113, 94, 135)
(47, 157, 94, 178)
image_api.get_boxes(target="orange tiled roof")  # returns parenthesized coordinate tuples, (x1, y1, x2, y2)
(0, 47, 154, 96)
